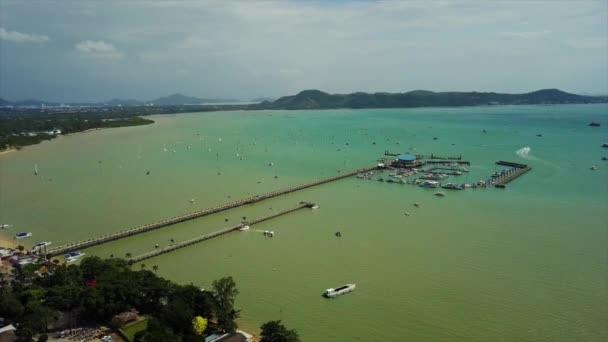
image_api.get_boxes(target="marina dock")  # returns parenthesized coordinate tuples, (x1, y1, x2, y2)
(46, 166, 377, 257)
(128, 202, 314, 263)
(493, 161, 531, 188)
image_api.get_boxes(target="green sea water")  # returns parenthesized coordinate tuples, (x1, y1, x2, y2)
(1, 104, 607, 341)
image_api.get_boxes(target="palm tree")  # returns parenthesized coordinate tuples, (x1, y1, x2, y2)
(152, 265, 159, 272)
(125, 252, 132, 258)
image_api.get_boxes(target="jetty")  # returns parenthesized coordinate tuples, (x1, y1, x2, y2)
(46, 165, 377, 257)
(493, 161, 531, 188)
(128, 202, 314, 263)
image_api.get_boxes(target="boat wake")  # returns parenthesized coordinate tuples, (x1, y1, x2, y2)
(515, 146, 533, 160)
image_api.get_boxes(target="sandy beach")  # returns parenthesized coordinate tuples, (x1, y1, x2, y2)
(0, 148, 17, 156)
(0, 234, 17, 249)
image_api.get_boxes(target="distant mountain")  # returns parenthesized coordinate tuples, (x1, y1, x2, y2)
(150, 93, 238, 105)
(256, 88, 607, 110)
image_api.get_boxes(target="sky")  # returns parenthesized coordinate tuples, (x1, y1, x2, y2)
(0, 0, 607, 102)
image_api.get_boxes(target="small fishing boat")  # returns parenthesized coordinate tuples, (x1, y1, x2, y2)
(34, 164, 39, 176)
(323, 284, 356, 298)
(311, 205, 320, 209)
(589, 122, 600, 127)
(590, 165, 597, 171)
(414, 202, 420, 207)
(434, 192, 446, 197)
(65, 251, 85, 263)
(239, 225, 251, 231)
(14, 232, 32, 239)
(0, 224, 12, 229)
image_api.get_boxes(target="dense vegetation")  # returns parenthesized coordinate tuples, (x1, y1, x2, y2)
(257, 88, 607, 110)
(0, 257, 299, 341)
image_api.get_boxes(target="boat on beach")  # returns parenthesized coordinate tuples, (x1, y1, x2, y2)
(239, 225, 251, 231)
(14, 232, 32, 239)
(323, 284, 356, 298)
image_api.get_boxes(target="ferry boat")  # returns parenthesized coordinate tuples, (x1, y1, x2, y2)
(33, 242, 52, 250)
(323, 284, 356, 298)
(65, 251, 85, 263)
(0, 224, 12, 229)
(14, 232, 32, 239)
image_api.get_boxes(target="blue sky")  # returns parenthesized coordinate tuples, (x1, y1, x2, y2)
(1, 0, 606, 102)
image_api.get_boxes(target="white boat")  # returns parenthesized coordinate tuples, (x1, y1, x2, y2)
(34, 164, 39, 175)
(33, 242, 52, 250)
(14, 232, 32, 239)
(239, 225, 251, 231)
(65, 251, 85, 263)
(311, 205, 320, 210)
(0, 224, 12, 229)
(323, 284, 356, 298)
(420, 180, 440, 188)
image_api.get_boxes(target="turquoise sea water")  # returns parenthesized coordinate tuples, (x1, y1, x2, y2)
(1, 104, 607, 341)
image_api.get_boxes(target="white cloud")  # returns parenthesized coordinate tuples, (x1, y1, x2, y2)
(0, 27, 49, 43)
(75, 40, 123, 60)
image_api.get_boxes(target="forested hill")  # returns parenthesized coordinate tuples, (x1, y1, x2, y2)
(255, 89, 607, 110)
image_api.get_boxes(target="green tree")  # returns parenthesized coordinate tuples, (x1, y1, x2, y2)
(260, 320, 300, 342)
(134, 318, 181, 342)
(125, 252, 132, 258)
(152, 265, 159, 272)
(211, 276, 240, 333)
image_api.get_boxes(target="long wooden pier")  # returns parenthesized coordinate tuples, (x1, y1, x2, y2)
(46, 165, 377, 257)
(128, 202, 313, 263)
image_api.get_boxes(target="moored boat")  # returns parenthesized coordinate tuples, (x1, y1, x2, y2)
(323, 284, 356, 298)
(14, 232, 32, 239)
(0, 224, 12, 229)
(65, 251, 85, 263)
(238, 225, 251, 231)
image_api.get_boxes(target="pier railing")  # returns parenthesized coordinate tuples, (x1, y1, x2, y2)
(46, 166, 376, 257)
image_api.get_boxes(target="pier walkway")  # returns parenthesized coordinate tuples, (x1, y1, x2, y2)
(128, 202, 313, 263)
(46, 165, 377, 257)
(493, 161, 531, 187)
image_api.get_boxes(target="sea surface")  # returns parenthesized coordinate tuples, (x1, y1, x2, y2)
(1, 104, 607, 341)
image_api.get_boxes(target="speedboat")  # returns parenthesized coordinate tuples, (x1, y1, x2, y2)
(65, 251, 85, 263)
(33, 242, 52, 250)
(323, 284, 356, 298)
(14, 232, 32, 239)
(239, 225, 251, 231)
(0, 224, 12, 229)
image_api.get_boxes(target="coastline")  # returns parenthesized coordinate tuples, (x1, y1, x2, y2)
(0, 234, 17, 249)
(0, 148, 17, 156)
(0, 128, 107, 157)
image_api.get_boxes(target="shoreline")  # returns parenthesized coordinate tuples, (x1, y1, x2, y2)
(0, 148, 17, 155)
(0, 233, 18, 249)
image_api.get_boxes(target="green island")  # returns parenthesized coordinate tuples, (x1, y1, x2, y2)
(0, 256, 299, 342)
